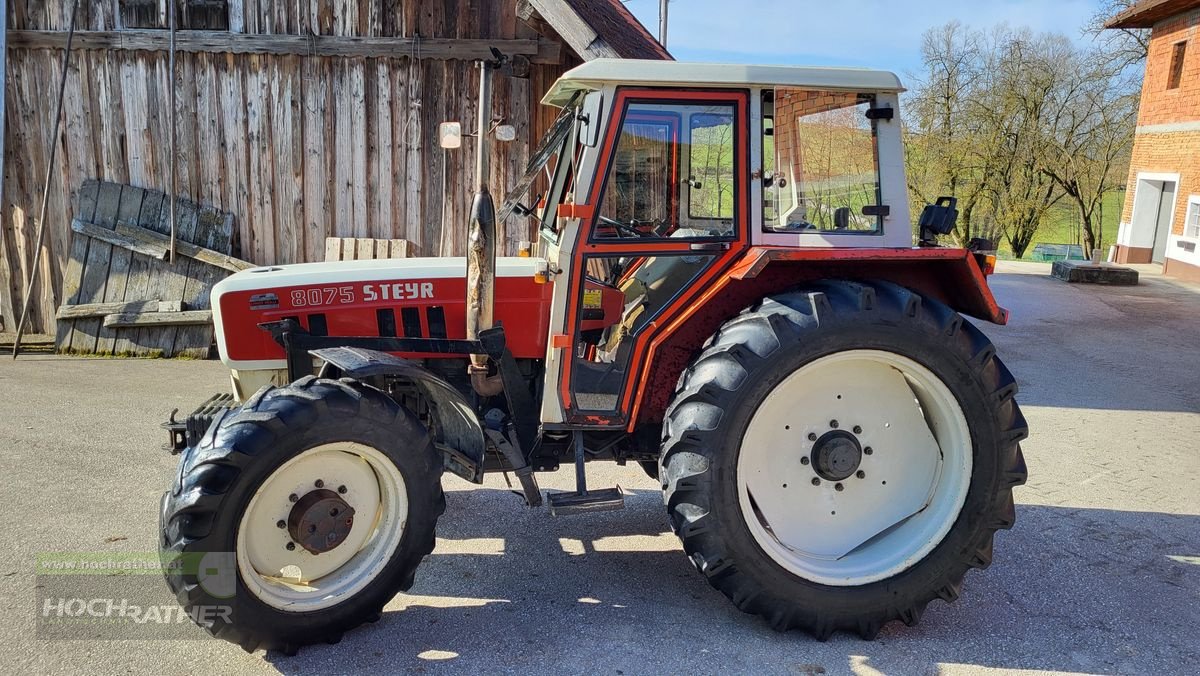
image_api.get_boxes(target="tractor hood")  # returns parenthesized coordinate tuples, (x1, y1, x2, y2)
(211, 257, 554, 370)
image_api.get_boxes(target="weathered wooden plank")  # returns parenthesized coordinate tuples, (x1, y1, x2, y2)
(174, 210, 235, 358)
(103, 310, 212, 328)
(113, 221, 253, 272)
(273, 55, 304, 264)
(136, 197, 201, 356)
(94, 185, 147, 354)
(245, 54, 276, 264)
(57, 299, 166, 319)
(72, 218, 168, 260)
(53, 181, 100, 348)
(302, 55, 331, 263)
(350, 58, 368, 238)
(112, 190, 166, 355)
(64, 182, 124, 353)
(7, 31, 559, 62)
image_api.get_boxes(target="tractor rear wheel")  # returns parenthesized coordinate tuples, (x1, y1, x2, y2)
(159, 376, 444, 653)
(660, 280, 1027, 639)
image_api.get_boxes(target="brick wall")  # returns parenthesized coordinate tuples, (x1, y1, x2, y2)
(1135, 8, 1200, 127)
(1119, 130, 1200, 235)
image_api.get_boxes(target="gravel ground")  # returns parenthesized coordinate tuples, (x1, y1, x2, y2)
(0, 261, 1197, 675)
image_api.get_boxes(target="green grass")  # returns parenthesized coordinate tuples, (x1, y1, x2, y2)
(995, 191, 1125, 260)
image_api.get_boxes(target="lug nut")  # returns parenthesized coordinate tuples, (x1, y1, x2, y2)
(830, 420, 839, 429)
(288, 493, 299, 503)
(853, 425, 862, 434)
(338, 485, 348, 494)
(315, 479, 325, 488)
(808, 432, 817, 442)
(801, 456, 810, 466)
(308, 524, 317, 534)
(811, 478, 821, 486)
(856, 470, 866, 479)
(330, 508, 339, 517)
(285, 542, 296, 551)
(835, 483, 844, 491)
(864, 447, 873, 455)
(276, 520, 286, 529)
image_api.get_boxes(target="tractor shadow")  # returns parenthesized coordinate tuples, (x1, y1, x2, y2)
(264, 477, 1200, 674)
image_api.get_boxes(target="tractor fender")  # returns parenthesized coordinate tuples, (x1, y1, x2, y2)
(310, 346, 485, 484)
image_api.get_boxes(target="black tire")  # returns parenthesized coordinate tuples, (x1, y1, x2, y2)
(639, 460, 660, 481)
(159, 376, 444, 653)
(661, 280, 1028, 640)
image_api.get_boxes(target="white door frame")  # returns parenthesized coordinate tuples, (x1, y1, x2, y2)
(1126, 172, 1180, 260)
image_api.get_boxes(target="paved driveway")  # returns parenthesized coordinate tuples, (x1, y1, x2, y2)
(1, 261, 1197, 675)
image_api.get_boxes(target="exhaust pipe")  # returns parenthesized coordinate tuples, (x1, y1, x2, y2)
(467, 53, 503, 396)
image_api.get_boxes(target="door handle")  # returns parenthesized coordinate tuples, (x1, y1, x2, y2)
(689, 241, 730, 251)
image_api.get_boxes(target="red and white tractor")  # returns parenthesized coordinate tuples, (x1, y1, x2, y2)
(160, 57, 1027, 651)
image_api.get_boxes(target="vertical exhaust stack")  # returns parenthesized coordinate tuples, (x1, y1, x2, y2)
(467, 52, 505, 396)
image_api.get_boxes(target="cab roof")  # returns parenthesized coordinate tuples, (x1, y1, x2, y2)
(542, 59, 905, 107)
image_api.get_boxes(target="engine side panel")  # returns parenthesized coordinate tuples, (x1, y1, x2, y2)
(213, 257, 553, 370)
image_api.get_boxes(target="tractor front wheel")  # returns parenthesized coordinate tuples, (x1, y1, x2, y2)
(159, 376, 444, 653)
(661, 281, 1027, 639)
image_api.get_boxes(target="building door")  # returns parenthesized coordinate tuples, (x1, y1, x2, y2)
(1130, 177, 1178, 265)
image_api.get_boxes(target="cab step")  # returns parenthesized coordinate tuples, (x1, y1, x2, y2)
(547, 431, 625, 516)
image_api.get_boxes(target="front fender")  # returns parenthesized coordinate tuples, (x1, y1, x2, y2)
(310, 346, 485, 483)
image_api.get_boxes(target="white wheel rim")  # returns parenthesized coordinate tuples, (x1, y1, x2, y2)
(737, 349, 972, 586)
(236, 442, 408, 611)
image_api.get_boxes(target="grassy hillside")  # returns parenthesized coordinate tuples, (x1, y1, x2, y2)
(994, 191, 1125, 260)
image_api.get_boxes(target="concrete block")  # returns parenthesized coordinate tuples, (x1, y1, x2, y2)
(1051, 260, 1139, 285)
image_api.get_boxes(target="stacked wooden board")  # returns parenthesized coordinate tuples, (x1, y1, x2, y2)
(54, 180, 248, 358)
(323, 237, 415, 261)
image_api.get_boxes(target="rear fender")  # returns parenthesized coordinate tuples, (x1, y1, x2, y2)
(631, 247, 1008, 427)
(311, 346, 485, 483)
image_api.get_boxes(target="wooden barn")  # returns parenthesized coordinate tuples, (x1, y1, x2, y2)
(0, 0, 670, 340)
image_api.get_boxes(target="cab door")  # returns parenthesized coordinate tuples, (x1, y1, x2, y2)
(560, 89, 750, 426)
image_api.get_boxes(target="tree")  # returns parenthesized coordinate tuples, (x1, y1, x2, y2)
(1084, 0, 1150, 71)
(905, 22, 1137, 258)
(1039, 52, 1139, 254)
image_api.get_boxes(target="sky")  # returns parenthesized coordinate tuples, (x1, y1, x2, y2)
(621, 0, 1113, 78)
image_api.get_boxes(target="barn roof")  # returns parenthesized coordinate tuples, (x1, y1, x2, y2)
(1105, 0, 1200, 28)
(520, 0, 673, 61)
(542, 59, 905, 106)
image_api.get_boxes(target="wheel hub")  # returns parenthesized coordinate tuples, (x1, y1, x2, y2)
(810, 430, 863, 481)
(287, 489, 356, 554)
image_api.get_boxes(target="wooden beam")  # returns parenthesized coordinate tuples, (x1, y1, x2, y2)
(114, 222, 253, 272)
(7, 30, 562, 64)
(56, 299, 184, 319)
(71, 218, 169, 260)
(102, 310, 212, 328)
(526, 0, 621, 61)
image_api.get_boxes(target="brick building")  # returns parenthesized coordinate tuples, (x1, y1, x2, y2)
(1108, 0, 1200, 280)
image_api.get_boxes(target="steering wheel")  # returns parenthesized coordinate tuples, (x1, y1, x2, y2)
(599, 215, 653, 238)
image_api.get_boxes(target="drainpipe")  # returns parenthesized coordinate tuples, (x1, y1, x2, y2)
(467, 54, 504, 396)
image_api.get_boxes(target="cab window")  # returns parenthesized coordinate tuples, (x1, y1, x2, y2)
(594, 101, 737, 240)
(762, 88, 882, 233)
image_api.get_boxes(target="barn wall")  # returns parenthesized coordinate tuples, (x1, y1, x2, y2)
(1, 1, 576, 334)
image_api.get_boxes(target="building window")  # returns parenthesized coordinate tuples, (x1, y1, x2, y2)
(1185, 197, 1200, 239)
(120, 1, 229, 31)
(1168, 41, 1187, 90)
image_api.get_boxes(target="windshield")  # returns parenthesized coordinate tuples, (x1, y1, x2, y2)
(497, 102, 578, 245)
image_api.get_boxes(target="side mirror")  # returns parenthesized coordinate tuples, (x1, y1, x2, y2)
(438, 122, 462, 149)
(494, 124, 516, 142)
(579, 93, 604, 147)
